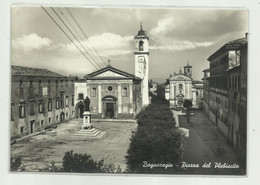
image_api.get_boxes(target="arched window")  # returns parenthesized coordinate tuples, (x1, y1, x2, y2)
(139, 41, 144, 51)
(122, 87, 128, 97)
(91, 87, 96, 97)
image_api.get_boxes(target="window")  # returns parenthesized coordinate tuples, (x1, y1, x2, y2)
(56, 99, 59, 109)
(66, 96, 69, 107)
(56, 115, 59, 121)
(66, 112, 68, 117)
(11, 104, 14, 121)
(179, 84, 183, 91)
(60, 93, 64, 108)
(39, 80, 42, 96)
(49, 117, 51, 124)
(19, 104, 25, 118)
(38, 101, 44, 114)
(91, 87, 96, 97)
(20, 81, 24, 99)
(29, 101, 35, 115)
(48, 80, 51, 96)
(123, 87, 128, 97)
(107, 86, 113, 91)
(48, 100, 52, 111)
(29, 80, 34, 99)
(139, 41, 144, 51)
(41, 120, 44, 126)
(56, 80, 59, 96)
(20, 126, 24, 134)
(72, 95, 74, 106)
(78, 93, 84, 100)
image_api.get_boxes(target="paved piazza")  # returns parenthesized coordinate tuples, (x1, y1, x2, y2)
(10, 119, 137, 171)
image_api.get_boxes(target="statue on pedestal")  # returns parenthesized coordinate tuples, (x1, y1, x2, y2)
(83, 96, 90, 111)
(82, 96, 92, 129)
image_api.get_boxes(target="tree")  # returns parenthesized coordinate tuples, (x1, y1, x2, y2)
(183, 99, 192, 124)
(126, 103, 185, 174)
(62, 150, 121, 173)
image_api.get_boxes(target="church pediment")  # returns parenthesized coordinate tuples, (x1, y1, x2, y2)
(85, 66, 141, 80)
(94, 70, 126, 78)
(169, 75, 192, 81)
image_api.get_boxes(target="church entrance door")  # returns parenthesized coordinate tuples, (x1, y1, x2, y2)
(102, 96, 117, 119)
(106, 103, 115, 118)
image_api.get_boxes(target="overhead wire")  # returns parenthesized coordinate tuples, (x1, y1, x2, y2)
(51, 7, 104, 69)
(57, 7, 106, 68)
(41, 6, 100, 70)
(42, 6, 135, 88)
(65, 7, 108, 67)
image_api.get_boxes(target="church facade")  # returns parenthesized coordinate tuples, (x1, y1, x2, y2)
(74, 25, 150, 119)
(166, 64, 203, 108)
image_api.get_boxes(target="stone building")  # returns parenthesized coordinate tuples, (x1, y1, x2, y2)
(203, 36, 248, 144)
(167, 63, 203, 108)
(227, 40, 247, 151)
(202, 68, 210, 116)
(74, 65, 142, 119)
(74, 25, 149, 119)
(11, 65, 76, 138)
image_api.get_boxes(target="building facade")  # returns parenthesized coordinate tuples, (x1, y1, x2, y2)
(134, 24, 150, 106)
(203, 36, 248, 151)
(202, 68, 210, 116)
(74, 25, 148, 119)
(11, 66, 76, 138)
(167, 64, 203, 108)
(74, 65, 142, 119)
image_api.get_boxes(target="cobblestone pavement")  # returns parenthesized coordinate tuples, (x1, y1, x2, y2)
(10, 119, 137, 172)
(178, 110, 245, 175)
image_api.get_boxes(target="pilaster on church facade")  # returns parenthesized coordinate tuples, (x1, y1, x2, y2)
(167, 64, 203, 108)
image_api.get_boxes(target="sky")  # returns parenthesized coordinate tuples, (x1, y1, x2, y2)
(11, 7, 248, 83)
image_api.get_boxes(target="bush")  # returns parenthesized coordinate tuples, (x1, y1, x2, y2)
(10, 156, 22, 171)
(10, 156, 26, 171)
(62, 150, 121, 173)
(126, 103, 185, 174)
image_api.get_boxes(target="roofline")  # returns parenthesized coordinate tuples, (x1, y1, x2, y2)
(11, 65, 75, 78)
(85, 65, 140, 79)
(207, 37, 247, 61)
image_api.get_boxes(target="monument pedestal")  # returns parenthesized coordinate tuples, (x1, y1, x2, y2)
(82, 111, 93, 129)
(74, 110, 106, 139)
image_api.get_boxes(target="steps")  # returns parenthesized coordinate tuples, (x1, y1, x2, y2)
(92, 119, 137, 123)
(74, 128, 106, 139)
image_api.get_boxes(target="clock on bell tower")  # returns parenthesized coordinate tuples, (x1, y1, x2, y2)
(134, 23, 150, 106)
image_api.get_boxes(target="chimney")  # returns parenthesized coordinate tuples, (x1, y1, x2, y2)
(245, 32, 248, 38)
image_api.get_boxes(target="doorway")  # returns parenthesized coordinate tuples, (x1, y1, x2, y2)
(60, 112, 65, 122)
(102, 95, 117, 119)
(106, 103, 115, 118)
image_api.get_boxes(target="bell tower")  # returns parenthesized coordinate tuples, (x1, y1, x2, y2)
(134, 23, 149, 106)
(184, 61, 192, 79)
